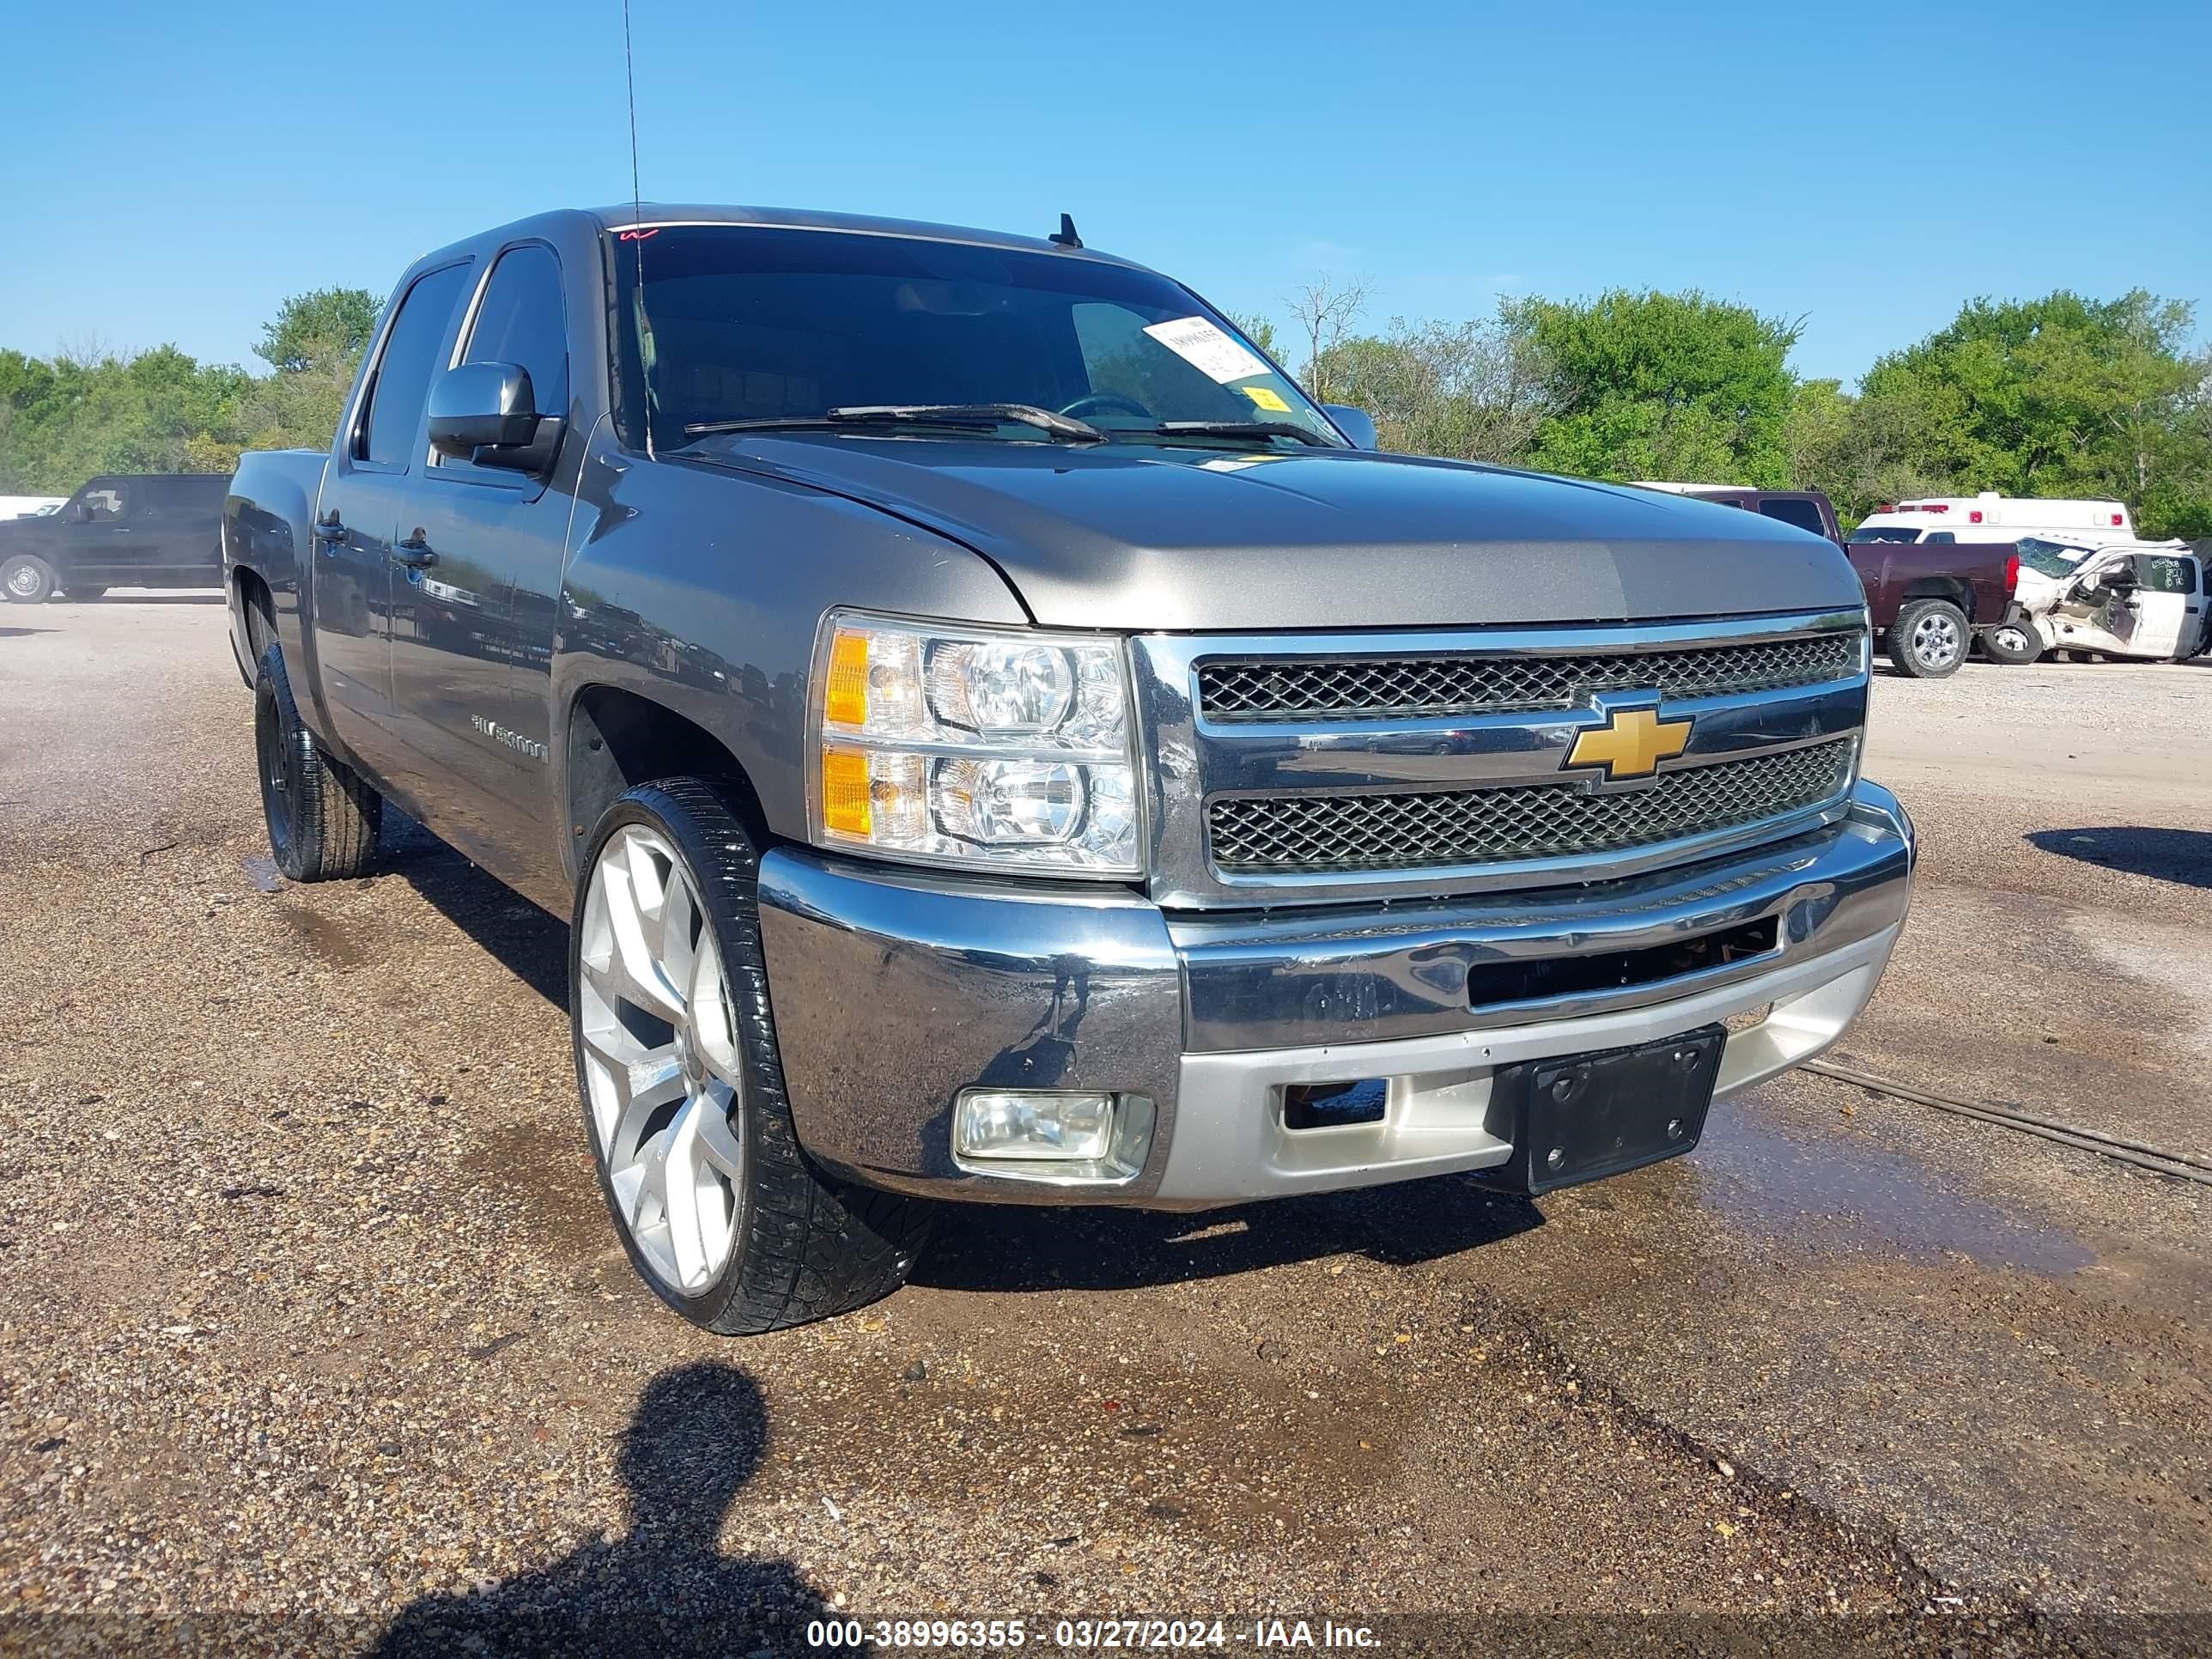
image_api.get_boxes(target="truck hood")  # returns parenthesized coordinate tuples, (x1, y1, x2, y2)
(684, 435, 1865, 631)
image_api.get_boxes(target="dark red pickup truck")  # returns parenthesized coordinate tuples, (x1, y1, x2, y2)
(1661, 488, 2016, 679)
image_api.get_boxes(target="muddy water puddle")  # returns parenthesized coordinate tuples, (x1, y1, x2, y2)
(1680, 1100, 2097, 1277)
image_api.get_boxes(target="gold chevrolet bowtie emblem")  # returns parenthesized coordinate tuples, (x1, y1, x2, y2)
(1565, 707, 1693, 781)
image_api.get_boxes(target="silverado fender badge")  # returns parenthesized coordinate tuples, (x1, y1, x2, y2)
(1565, 705, 1693, 781)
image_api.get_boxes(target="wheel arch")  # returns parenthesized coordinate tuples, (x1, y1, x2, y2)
(1897, 576, 1975, 621)
(562, 684, 774, 886)
(230, 565, 277, 684)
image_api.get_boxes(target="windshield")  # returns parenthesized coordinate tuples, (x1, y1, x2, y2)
(1845, 526, 1923, 544)
(2016, 537, 2097, 579)
(610, 225, 1340, 453)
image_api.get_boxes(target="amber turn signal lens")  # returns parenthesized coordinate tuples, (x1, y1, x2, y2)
(820, 747, 872, 836)
(824, 629, 871, 727)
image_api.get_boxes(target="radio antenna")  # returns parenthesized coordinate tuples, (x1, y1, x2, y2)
(623, 0, 643, 228)
(621, 0, 653, 455)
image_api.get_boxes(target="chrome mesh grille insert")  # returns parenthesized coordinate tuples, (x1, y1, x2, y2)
(1199, 631, 1863, 723)
(1207, 739, 1856, 874)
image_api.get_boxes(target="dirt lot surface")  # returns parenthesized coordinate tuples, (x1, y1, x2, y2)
(2, 599, 2207, 1656)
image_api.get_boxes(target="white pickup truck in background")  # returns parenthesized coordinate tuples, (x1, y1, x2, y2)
(1995, 538, 2209, 664)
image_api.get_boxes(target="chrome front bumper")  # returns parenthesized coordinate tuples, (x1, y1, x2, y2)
(756, 779, 1915, 1209)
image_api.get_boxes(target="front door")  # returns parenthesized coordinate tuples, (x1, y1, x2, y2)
(2045, 552, 2133, 655)
(309, 259, 475, 777)
(64, 478, 160, 590)
(388, 241, 574, 836)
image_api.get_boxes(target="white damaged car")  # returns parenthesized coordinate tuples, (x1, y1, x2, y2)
(1988, 538, 2209, 665)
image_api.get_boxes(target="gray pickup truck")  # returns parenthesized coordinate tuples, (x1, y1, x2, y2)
(224, 205, 1915, 1334)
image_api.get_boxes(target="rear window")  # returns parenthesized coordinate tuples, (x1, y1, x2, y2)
(1758, 498, 1828, 537)
(1846, 526, 1922, 544)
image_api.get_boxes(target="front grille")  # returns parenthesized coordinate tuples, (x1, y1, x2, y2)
(1207, 739, 1856, 874)
(1199, 631, 1862, 723)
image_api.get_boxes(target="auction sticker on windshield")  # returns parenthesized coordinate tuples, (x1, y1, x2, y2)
(1144, 316, 1269, 384)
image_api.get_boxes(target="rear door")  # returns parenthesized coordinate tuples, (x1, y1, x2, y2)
(2113, 552, 2194, 658)
(152, 476, 228, 583)
(311, 259, 475, 776)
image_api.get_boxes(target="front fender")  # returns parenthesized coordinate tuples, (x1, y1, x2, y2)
(549, 428, 1028, 890)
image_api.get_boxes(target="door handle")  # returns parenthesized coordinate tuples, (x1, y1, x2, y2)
(393, 535, 437, 570)
(313, 515, 346, 545)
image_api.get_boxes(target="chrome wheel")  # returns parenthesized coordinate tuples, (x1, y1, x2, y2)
(1911, 609, 1961, 670)
(5, 566, 39, 598)
(577, 825, 746, 1295)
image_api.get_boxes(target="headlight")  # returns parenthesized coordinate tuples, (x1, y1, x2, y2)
(809, 611, 1142, 875)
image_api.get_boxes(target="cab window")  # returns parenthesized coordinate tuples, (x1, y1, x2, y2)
(81, 483, 128, 520)
(356, 262, 474, 466)
(435, 245, 568, 468)
(2132, 554, 2192, 593)
(1758, 498, 1827, 537)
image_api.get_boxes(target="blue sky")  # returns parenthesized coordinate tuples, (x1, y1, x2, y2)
(3, 0, 2204, 386)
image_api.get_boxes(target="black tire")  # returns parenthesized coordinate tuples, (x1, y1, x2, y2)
(570, 779, 933, 1334)
(252, 642, 382, 880)
(1887, 599, 1970, 678)
(2, 554, 57, 605)
(1980, 617, 2042, 665)
(66, 584, 106, 602)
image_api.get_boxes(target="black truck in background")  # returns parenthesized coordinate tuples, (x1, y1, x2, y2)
(0, 472, 228, 602)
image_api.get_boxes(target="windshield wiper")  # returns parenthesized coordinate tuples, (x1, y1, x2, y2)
(684, 404, 1105, 442)
(1146, 421, 1340, 447)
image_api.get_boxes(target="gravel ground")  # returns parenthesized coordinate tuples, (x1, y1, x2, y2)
(1, 604, 2207, 1656)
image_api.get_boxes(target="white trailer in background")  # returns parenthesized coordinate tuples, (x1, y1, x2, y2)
(0, 495, 67, 520)
(1849, 493, 2133, 546)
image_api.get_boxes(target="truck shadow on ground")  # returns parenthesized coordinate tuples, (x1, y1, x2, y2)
(67, 591, 226, 605)
(914, 1179, 1542, 1293)
(366, 1362, 834, 1658)
(2026, 826, 2212, 890)
(384, 815, 571, 1006)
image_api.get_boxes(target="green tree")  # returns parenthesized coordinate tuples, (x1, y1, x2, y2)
(1225, 312, 1279, 360)
(1510, 289, 1801, 487)
(254, 287, 381, 374)
(1316, 310, 1553, 463)
(0, 288, 380, 490)
(1856, 290, 2211, 537)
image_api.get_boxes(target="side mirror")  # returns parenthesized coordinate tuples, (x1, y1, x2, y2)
(67, 501, 89, 523)
(427, 362, 562, 471)
(1322, 404, 1378, 450)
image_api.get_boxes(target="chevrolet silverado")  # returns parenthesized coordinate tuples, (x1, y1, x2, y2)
(223, 206, 1915, 1334)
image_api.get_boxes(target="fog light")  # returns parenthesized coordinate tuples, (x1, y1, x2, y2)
(955, 1091, 1115, 1161)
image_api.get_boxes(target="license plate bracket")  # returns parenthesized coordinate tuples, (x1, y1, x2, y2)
(1478, 1025, 1724, 1195)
